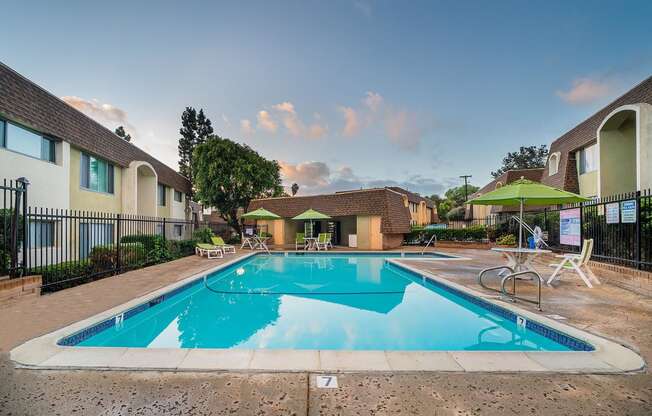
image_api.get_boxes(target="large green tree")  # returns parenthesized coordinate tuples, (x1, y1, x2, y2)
(193, 136, 283, 234)
(444, 184, 480, 207)
(178, 107, 214, 198)
(491, 145, 548, 178)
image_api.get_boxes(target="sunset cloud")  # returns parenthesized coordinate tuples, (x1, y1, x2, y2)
(363, 91, 383, 112)
(272, 101, 327, 138)
(338, 106, 360, 137)
(61, 96, 135, 134)
(240, 119, 254, 136)
(279, 160, 450, 196)
(257, 110, 277, 133)
(556, 78, 613, 105)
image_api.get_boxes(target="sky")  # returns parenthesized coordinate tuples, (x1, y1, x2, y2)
(2, 0, 651, 196)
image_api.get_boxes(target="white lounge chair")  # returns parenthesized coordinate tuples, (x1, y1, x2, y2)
(195, 243, 223, 259)
(212, 236, 236, 254)
(547, 239, 600, 288)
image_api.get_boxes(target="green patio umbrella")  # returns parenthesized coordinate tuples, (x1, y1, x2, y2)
(467, 178, 590, 248)
(241, 208, 281, 236)
(241, 208, 281, 220)
(292, 208, 331, 238)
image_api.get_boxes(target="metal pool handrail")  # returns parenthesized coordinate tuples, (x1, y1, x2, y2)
(501, 270, 543, 311)
(421, 234, 437, 254)
(478, 265, 543, 310)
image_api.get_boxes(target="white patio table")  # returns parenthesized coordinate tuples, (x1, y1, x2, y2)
(491, 247, 551, 277)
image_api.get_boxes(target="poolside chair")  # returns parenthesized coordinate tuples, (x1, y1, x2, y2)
(315, 233, 330, 251)
(326, 233, 334, 249)
(211, 236, 236, 254)
(241, 232, 254, 249)
(195, 243, 223, 259)
(295, 232, 307, 250)
(547, 239, 600, 288)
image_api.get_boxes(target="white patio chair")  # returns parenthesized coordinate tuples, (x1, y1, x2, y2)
(547, 239, 600, 288)
(241, 232, 254, 249)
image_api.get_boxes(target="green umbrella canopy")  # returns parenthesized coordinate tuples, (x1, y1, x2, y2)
(291, 208, 331, 220)
(467, 179, 590, 206)
(241, 208, 281, 220)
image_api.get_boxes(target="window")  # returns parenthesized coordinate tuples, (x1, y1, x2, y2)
(1, 120, 56, 162)
(578, 144, 597, 174)
(548, 152, 561, 176)
(29, 221, 55, 248)
(79, 223, 114, 258)
(174, 190, 182, 202)
(174, 224, 183, 237)
(158, 183, 166, 206)
(80, 152, 114, 193)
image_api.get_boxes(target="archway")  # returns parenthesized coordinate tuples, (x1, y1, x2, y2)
(598, 107, 637, 196)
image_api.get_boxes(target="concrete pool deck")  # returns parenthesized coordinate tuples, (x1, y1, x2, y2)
(2, 247, 652, 414)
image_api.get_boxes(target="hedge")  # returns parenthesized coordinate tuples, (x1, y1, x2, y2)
(89, 242, 146, 270)
(405, 225, 488, 243)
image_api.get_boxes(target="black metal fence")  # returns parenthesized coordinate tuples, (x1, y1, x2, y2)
(438, 189, 652, 271)
(1, 178, 28, 278)
(23, 208, 196, 292)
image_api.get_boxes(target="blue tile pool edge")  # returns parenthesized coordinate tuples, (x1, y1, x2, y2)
(57, 251, 594, 352)
(385, 260, 595, 352)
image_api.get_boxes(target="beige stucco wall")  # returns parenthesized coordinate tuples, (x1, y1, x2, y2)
(0, 141, 70, 209)
(577, 170, 599, 198)
(122, 161, 157, 217)
(69, 147, 122, 213)
(170, 190, 187, 220)
(598, 118, 636, 196)
(598, 103, 652, 197)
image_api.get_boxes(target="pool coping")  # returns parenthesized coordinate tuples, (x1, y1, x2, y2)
(10, 251, 646, 374)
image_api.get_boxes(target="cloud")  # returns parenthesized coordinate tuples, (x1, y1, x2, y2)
(338, 106, 360, 137)
(271, 101, 328, 139)
(240, 119, 254, 136)
(353, 0, 372, 17)
(221, 113, 231, 127)
(363, 91, 383, 112)
(257, 110, 277, 133)
(556, 78, 613, 105)
(384, 110, 423, 150)
(61, 96, 136, 134)
(279, 160, 450, 196)
(279, 161, 331, 187)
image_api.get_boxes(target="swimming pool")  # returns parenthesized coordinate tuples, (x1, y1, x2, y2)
(62, 253, 590, 352)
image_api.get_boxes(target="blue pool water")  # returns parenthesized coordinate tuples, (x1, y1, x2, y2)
(75, 253, 575, 351)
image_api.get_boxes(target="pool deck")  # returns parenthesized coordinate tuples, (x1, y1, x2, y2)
(2, 247, 652, 414)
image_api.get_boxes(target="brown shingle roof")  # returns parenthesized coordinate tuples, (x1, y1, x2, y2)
(248, 188, 411, 234)
(385, 186, 435, 208)
(541, 75, 652, 192)
(0, 61, 191, 193)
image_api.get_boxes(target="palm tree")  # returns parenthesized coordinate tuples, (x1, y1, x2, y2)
(291, 183, 299, 196)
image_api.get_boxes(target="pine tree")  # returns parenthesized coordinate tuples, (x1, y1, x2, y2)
(178, 107, 215, 200)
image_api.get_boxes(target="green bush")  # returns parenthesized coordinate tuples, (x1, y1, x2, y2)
(496, 234, 517, 246)
(404, 225, 487, 244)
(120, 234, 159, 252)
(35, 260, 94, 293)
(0, 209, 23, 275)
(192, 227, 214, 244)
(89, 242, 145, 270)
(167, 239, 196, 259)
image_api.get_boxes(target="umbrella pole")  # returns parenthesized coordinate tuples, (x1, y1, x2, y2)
(518, 199, 524, 249)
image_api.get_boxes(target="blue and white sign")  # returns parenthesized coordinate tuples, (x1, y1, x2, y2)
(621, 200, 637, 223)
(605, 202, 620, 224)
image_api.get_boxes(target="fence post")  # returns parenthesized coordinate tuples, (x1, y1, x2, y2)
(19, 178, 28, 276)
(636, 190, 641, 270)
(115, 214, 121, 274)
(162, 217, 167, 241)
(579, 202, 584, 252)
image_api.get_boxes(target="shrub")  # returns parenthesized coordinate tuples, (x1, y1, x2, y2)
(89, 243, 146, 270)
(168, 239, 196, 259)
(192, 227, 214, 244)
(35, 260, 94, 293)
(120, 234, 159, 253)
(496, 234, 517, 246)
(404, 225, 487, 244)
